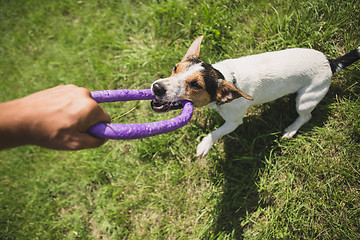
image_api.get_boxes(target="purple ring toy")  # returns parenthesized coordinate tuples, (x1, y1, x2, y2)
(88, 89, 193, 140)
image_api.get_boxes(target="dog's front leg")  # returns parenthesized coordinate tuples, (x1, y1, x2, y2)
(196, 120, 242, 157)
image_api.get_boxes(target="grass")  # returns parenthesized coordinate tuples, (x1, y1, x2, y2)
(0, 0, 359, 239)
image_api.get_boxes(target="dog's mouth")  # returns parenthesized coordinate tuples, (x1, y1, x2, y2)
(151, 98, 184, 113)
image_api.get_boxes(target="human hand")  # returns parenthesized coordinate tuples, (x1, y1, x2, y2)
(0, 85, 111, 150)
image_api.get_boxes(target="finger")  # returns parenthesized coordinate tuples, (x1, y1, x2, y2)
(86, 94, 111, 123)
(96, 104, 111, 123)
(80, 133, 108, 149)
(85, 105, 111, 133)
(70, 133, 108, 150)
(77, 98, 111, 132)
(76, 86, 92, 98)
(75, 87, 112, 123)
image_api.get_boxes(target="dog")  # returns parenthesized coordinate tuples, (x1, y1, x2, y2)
(150, 36, 360, 157)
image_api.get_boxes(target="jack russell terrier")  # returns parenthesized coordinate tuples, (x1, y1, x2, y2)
(150, 36, 360, 157)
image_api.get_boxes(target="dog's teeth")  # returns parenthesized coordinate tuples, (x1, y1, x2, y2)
(151, 99, 184, 113)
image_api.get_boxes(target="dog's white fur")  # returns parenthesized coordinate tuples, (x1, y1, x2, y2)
(152, 36, 359, 157)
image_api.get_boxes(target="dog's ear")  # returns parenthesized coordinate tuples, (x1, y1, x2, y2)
(215, 80, 253, 104)
(181, 35, 204, 62)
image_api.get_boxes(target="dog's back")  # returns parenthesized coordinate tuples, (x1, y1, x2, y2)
(214, 48, 333, 105)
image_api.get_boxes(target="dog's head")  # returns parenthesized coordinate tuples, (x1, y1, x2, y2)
(151, 36, 253, 113)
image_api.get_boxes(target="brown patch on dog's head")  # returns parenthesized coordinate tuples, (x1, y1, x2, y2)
(171, 61, 196, 76)
(179, 61, 254, 107)
(180, 71, 212, 107)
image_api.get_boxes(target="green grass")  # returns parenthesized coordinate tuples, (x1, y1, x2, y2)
(1, 0, 359, 239)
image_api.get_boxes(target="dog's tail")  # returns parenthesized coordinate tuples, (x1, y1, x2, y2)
(329, 47, 360, 74)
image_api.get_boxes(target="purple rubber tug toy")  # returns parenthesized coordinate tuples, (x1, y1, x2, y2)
(87, 89, 193, 140)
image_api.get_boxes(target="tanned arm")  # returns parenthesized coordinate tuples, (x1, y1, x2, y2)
(0, 85, 110, 150)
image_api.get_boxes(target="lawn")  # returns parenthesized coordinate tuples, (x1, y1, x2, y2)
(0, 0, 359, 239)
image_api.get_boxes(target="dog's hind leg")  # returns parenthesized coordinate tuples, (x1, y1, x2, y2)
(282, 80, 330, 138)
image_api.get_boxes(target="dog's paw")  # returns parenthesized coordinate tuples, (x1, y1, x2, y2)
(282, 130, 297, 139)
(196, 135, 214, 157)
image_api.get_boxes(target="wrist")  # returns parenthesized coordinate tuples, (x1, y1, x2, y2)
(0, 98, 33, 149)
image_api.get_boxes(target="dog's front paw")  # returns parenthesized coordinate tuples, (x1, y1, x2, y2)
(196, 135, 214, 157)
(282, 130, 297, 139)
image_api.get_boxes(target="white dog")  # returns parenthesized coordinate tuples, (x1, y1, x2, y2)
(151, 36, 360, 156)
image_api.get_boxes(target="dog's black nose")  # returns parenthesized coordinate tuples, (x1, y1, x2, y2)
(152, 82, 166, 97)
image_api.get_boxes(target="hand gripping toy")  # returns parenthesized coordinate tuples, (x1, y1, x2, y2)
(87, 89, 193, 140)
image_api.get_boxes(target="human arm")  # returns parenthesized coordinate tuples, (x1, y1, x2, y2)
(0, 84, 111, 150)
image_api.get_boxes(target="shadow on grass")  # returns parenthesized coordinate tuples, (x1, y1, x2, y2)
(209, 93, 335, 239)
(203, 69, 360, 238)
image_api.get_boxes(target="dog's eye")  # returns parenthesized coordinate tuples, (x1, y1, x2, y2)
(173, 65, 177, 73)
(189, 80, 202, 90)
